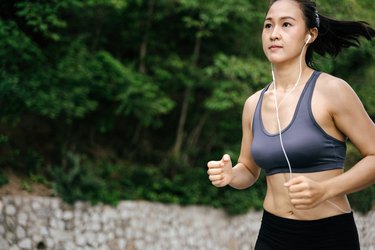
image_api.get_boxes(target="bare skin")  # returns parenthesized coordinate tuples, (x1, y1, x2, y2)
(265, 170, 351, 219)
(207, 0, 375, 221)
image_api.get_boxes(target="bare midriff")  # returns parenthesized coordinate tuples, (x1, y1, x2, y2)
(263, 169, 351, 220)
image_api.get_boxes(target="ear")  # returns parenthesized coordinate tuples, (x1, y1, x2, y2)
(307, 27, 319, 44)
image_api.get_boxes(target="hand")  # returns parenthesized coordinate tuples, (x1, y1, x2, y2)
(284, 176, 327, 209)
(207, 154, 233, 187)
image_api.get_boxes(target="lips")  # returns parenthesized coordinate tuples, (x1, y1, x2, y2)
(269, 45, 283, 49)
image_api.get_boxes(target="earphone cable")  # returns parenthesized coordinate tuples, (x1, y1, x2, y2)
(271, 40, 351, 214)
(271, 40, 306, 181)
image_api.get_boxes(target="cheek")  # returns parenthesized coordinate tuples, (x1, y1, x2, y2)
(261, 33, 268, 51)
(261, 30, 268, 42)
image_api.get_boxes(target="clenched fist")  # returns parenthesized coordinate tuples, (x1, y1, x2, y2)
(207, 154, 233, 187)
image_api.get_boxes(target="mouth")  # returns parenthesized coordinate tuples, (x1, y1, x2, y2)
(269, 45, 283, 50)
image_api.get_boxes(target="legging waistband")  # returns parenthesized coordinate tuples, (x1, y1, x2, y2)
(254, 209, 360, 250)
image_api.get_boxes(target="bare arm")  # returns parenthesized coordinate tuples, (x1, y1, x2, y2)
(229, 95, 261, 189)
(323, 79, 375, 198)
(207, 92, 261, 189)
(286, 77, 375, 209)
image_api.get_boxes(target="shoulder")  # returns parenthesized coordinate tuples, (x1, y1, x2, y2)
(316, 72, 351, 93)
(242, 87, 265, 125)
(317, 72, 348, 90)
(315, 72, 362, 113)
(244, 88, 264, 114)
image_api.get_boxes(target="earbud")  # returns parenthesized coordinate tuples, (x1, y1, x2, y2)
(305, 34, 312, 44)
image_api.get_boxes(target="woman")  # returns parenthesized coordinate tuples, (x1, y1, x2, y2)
(207, 0, 375, 249)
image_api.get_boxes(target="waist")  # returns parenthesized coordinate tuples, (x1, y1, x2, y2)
(263, 170, 351, 220)
(261, 208, 354, 225)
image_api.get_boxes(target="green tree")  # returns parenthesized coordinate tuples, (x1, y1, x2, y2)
(0, 0, 373, 213)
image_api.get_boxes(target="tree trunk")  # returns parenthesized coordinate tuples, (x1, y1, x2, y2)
(172, 33, 202, 157)
(91, 7, 104, 52)
(139, 0, 156, 74)
(191, 33, 201, 67)
(186, 112, 208, 149)
(172, 86, 191, 157)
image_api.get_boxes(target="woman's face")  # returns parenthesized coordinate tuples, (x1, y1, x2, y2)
(262, 0, 309, 65)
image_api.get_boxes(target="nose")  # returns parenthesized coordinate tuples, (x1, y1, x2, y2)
(270, 27, 281, 41)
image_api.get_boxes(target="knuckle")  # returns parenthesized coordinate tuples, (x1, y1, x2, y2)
(212, 181, 221, 187)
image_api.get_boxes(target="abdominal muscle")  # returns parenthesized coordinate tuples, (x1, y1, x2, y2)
(263, 169, 351, 220)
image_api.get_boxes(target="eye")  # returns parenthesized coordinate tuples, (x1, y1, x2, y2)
(283, 22, 292, 27)
(264, 23, 272, 29)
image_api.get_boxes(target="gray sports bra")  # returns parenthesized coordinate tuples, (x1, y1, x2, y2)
(251, 71, 346, 175)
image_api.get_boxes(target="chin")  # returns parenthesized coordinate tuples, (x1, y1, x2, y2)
(267, 57, 287, 65)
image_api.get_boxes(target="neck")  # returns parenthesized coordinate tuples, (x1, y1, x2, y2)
(272, 61, 310, 91)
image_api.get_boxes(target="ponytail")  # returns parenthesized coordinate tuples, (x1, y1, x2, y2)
(307, 15, 375, 67)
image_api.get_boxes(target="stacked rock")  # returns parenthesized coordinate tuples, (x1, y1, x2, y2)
(0, 196, 373, 250)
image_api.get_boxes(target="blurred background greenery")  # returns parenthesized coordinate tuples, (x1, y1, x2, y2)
(0, 0, 374, 215)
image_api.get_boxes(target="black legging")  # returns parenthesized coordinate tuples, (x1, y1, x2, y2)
(255, 210, 360, 250)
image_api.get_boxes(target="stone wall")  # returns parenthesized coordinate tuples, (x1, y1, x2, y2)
(0, 196, 374, 250)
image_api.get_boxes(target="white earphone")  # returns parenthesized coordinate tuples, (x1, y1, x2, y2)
(305, 34, 312, 44)
(270, 31, 351, 214)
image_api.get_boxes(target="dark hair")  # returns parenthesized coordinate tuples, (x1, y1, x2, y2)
(268, 0, 375, 67)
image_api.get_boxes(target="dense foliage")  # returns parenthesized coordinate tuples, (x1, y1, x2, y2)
(0, 0, 374, 214)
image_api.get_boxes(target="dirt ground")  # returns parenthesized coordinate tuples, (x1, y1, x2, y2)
(0, 169, 54, 197)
